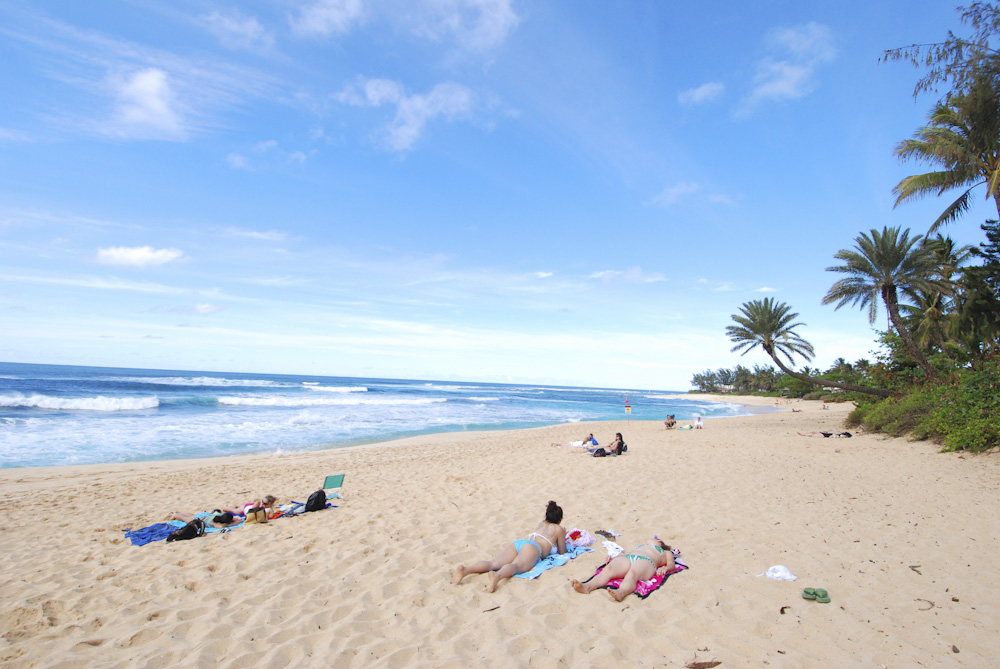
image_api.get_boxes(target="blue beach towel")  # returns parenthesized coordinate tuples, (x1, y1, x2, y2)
(514, 545, 594, 580)
(123, 522, 176, 546)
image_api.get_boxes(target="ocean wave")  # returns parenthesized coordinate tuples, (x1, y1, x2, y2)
(217, 396, 446, 408)
(466, 397, 500, 401)
(304, 385, 368, 393)
(115, 376, 290, 388)
(0, 393, 160, 411)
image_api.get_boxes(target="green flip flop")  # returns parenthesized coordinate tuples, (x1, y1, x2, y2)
(802, 587, 817, 600)
(814, 588, 830, 603)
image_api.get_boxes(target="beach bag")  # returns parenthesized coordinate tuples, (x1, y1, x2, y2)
(617, 442, 627, 455)
(305, 490, 327, 512)
(591, 447, 607, 457)
(166, 517, 205, 542)
(243, 507, 268, 524)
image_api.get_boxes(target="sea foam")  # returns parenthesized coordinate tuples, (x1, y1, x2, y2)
(0, 393, 160, 411)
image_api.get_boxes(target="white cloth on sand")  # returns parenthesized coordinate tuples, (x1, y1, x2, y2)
(757, 565, 797, 581)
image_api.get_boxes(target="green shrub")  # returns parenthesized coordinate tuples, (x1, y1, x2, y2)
(803, 391, 826, 400)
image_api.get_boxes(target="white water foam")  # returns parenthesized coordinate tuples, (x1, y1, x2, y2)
(0, 393, 160, 411)
(117, 376, 291, 387)
(216, 396, 446, 407)
(304, 385, 368, 393)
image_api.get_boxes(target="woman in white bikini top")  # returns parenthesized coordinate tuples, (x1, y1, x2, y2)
(452, 501, 567, 593)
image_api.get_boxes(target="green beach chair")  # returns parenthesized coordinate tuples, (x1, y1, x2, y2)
(323, 473, 345, 499)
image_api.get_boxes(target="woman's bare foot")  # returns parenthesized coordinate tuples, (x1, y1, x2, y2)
(451, 565, 466, 585)
(486, 571, 500, 593)
(571, 579, 590, 594)
(610, 588, 626, 602)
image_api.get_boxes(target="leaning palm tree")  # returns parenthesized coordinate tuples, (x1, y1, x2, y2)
(894, 74, 1000, 232)
(726, 298, 892, 398)
(823, 226, 939, 379)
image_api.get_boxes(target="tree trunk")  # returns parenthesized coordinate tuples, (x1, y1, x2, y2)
(764, 346, 895, 398)
(883, 286, 938, 379)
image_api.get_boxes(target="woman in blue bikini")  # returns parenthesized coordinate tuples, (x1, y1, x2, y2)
(452, 501, 567, 592)
(571, 536, 674, 601)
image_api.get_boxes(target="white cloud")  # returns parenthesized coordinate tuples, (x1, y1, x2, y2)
(153, 303, 226, 315)
(754, 286, 777, 292)
(0, 127, 32, 143)
(225, 227, 287, 241)
(533, 271, 553, 279)
(588, 267, 665, 284)
(678, 82, 724, 105)
(337, 78, 474, 151)
(650, 181, 699, 207)
(413, 0, 520, 53)
(289, 151, 307, 163)
(203, 9, 274, 51)
(737, 22, 836, 115)
(291, 0, 365, 36)
(227, 153, 249, 169)
(255, 140, 278, 152)
(96, 245, 185, 267)
(107, 69, 184, 140)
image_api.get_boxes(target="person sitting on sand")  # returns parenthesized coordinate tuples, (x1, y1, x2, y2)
(551, 434, 598, 448)
(663, 415, 677, 429)
(167, 510, 242, 528)
(797, 431, 852, 438)
(452, 501, 567, 593)
(694, 416, 704, 429)
(571, 536, 675, 602)
(222, 494, 278, 518)
(585, 432, 624, 455)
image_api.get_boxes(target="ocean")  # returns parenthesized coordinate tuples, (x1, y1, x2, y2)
(0, 362, 755, 468)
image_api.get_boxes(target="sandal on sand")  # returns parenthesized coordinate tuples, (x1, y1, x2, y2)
(814, 588, 830, 603)
(802, 587, 817, 600)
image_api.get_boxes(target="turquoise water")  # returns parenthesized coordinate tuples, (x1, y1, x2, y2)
(0, 362, 754, 468)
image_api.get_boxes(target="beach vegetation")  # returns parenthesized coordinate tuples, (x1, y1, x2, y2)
(726, 298, 894, 398)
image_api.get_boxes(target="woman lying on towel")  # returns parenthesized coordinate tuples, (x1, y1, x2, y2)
(166, 510, 242, 528)
(221, 494, 278, 519)
(452, 501, 567, 593)
(571, 536, 674, 601)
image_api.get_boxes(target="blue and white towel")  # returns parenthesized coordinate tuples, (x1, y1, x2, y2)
(514, 545, 594, 580)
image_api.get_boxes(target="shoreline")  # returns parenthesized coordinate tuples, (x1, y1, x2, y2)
(2, 398, 998, 666)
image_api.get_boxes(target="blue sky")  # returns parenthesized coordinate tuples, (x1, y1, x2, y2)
(0, 1, 994, 390)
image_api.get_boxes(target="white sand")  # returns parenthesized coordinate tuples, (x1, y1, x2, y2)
(1, 398, 998, 667)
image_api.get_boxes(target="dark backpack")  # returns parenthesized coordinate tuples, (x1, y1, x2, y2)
(617, 442, 627, 455)
(166, 517, 205, 542)
(305, 489, 327, 512)
(591, 447, 607, 457)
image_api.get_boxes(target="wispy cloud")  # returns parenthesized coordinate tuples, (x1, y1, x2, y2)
(336, 77, 474, 151)
(737, 22, 836, 116)
(650, 181, 699, 207)
(588, 267, 665, 284)
(410, 0, 520, 53)
(0, 127, 33, 143)
(96, 245, 185, 267)
(291, 0, 366, 36)
(203, 9, 274, 51)
(152, 302, 226, 315)
(225, 227, 287, 242)
(754, 286, 777, 292)
(227, 153, 249, 169)
(678, 82, 724, 106)
(0, 272, 215, 296)
(533, 271, 553, 279)
(105, 68, 184, 140)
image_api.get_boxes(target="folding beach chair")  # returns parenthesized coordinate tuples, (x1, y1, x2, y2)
(323, 473, 345, 499)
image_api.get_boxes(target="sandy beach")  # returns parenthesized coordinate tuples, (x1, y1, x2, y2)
(2, 397, 998, 667)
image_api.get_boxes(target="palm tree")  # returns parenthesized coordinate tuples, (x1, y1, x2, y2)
(726, 298, 892, 398)
(894, 75, 1000, 232)
(823, 226, 939, 378)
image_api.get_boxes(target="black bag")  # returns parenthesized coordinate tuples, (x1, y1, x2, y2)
(617, 442, 627, 455)
(305, 489, 327, 512)
(166, 517, 205, 542)
(591, 447, 607, 457)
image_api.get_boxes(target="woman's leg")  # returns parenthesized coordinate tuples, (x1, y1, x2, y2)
(610, 570, 640, 601)
(572, 556, 630, 594)
(166, 512, 195, 522)
(487, 544, 540, 593)
(453, 543, 518, 585)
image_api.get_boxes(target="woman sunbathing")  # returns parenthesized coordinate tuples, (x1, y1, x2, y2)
(571, 536, 674, 601)
(167, 510, 242, 528)
(551, 434, 597, 448)
(222, 494, 278, 518)
(452, 501, 567, 592)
